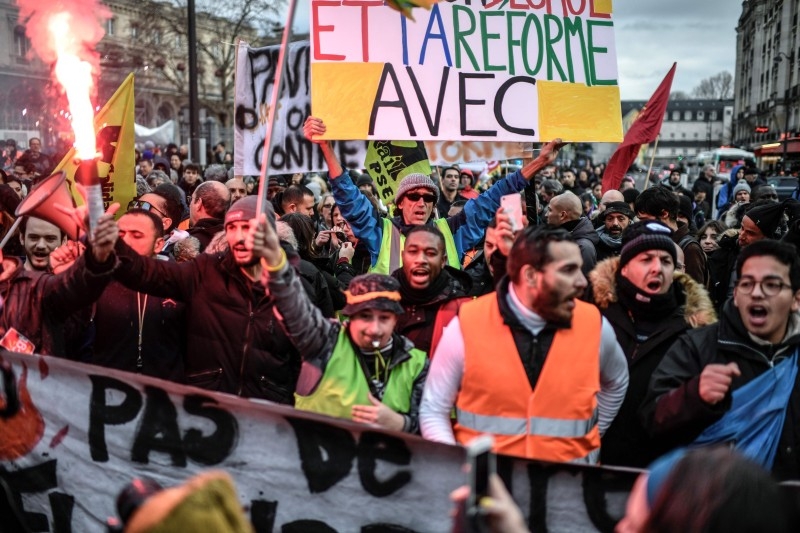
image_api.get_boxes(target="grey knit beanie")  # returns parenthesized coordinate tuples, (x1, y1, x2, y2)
(395, 173, 439, 204)
(732, 180, 751, 197)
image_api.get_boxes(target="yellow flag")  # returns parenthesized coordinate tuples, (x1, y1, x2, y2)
(52, 74, 136, 219)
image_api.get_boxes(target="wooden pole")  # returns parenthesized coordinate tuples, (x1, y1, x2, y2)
(256, 0, 298, 216)
(643, 135, 661, 189)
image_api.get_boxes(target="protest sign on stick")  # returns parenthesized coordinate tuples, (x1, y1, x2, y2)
(310, 1, 623, 142)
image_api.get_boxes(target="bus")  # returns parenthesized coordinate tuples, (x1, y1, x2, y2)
(690, 148, 757, 182)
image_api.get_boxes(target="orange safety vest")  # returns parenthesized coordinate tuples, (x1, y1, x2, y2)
(454, 292, 602, 464)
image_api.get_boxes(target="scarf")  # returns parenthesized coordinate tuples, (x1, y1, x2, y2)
(616, 272, 680, 323)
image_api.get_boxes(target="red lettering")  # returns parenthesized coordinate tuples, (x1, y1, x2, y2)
(509, 0, 529, 10)
(565, 0, 587, 15)
(312, 0, 345, 61)
(343, 0, 383, 62)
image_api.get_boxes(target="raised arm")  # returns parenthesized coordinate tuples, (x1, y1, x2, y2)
(305, 116, 383, 265)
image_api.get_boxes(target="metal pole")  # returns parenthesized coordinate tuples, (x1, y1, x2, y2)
(187, 0, 201, 163)
(256, 0, 298, 217)
(783, 89, 790, 172)
(781, 52, 793, 172)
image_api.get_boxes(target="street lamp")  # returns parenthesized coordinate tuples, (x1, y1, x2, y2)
(774, 51, 794, 171)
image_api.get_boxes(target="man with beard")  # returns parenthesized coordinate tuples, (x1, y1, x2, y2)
(590, 221, 716, 467)
(19, 216, 66, 272)
(642, 240, 800, 479)
(391, 226, 471, 355)
(86, 209, 186, 382)
(111, 196, 302, 403)
(420, 226, 628, 462)
(594, 202, 633, 262)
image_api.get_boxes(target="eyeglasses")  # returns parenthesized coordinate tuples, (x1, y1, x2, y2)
(404, 192, 436, 203)
(736, 277, 793, 296)
(128, 200, 167, 219)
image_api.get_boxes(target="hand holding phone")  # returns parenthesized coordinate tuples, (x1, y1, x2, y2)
(466, 435, 495, 527)
(500, 193, 524, 233)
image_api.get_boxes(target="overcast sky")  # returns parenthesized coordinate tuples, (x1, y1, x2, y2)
(286, 0, 741, 101)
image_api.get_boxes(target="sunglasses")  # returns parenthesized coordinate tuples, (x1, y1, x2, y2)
(128, 200, 167, 219)
(404, 192, 436, 203)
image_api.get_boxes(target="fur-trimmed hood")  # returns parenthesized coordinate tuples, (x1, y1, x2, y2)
(590, 256, 717, 328)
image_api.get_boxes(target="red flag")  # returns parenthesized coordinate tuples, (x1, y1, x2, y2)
(602, 63, 677, 192)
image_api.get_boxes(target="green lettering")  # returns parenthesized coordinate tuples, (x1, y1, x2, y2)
(521, 14, 544, 76)
(506, 11, 527, 75)
(544, 15, 567, 81)
(453, 5, 479, 70)
(480, 11, 505, 72)
(564, 17, 590, 84)
(587, 19, 616, 85)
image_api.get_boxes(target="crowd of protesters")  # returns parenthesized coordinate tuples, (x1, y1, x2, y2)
(2, 124, 800, 530)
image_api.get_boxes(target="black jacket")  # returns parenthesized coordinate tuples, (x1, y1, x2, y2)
(187, 217, 224, 252)
(113, 240, 301, 403)
(590, 258, 717, 467)
(641, 300, 800, 480)
(392, 266, 472, 354)
(89, 281, 186, 383)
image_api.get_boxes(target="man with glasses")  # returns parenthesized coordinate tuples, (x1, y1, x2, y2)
(304, 115, 562, 274)
(128, 183, 187, 257)
(643, 239, 800, 479)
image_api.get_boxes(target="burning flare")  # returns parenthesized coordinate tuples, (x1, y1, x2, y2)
(49, 12, 96, 160)
(16, 0, 110, 159)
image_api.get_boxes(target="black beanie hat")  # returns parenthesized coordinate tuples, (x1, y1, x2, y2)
(619, 220, 677, 269)
(745, 201, 785, 238)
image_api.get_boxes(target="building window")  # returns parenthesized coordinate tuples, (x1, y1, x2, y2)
(697, 111, 705, 121)
(13, 26, 30, 57)
(710, 111, 718, 120)
(684, 111, 692, 120)
(694, 132, 699, 138)
(672, 111, 680, 121)
(106, 18, 116, 36)
(670, 132, 675, 138)
(664, 112, 669, 122)
(682, 132, 686, 139)
(131, 25, 139, 39)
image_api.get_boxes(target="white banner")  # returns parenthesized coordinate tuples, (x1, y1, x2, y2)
(134, 121, 175, 146)
(233, 41, 531, 176)
(0, 351, 636, 532)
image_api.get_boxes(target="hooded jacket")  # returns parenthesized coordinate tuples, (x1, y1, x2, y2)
(564, 216, 600, 275)
(641, 300, 800, 480)
(590, 258, 717, 467)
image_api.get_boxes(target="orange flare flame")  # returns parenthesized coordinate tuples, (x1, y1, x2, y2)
(49, 12, 96, 160)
